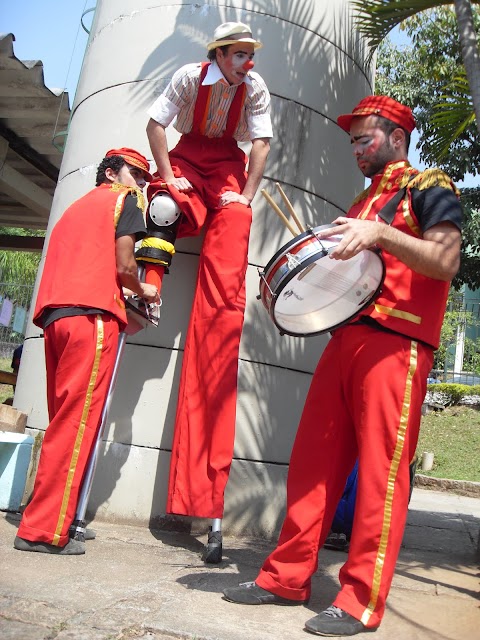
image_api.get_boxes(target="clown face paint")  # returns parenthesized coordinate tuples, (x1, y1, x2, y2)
(349, 116, 396, 178)
(217, 43, 255, 85)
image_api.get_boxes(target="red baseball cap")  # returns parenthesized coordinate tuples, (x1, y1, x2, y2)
(337, 96, 416, 134)
(105, 147, 153, 182)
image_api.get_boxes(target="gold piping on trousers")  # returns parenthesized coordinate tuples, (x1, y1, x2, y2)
(360, 341, 418, 625)
(52, 316, 105, 544)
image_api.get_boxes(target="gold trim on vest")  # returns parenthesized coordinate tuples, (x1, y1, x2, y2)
(358, 161, 406, 220)
(401, 193, 421, 237)
(374, 303, 422, 325)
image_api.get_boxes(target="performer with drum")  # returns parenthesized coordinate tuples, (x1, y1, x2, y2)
(146, 22, 272, 561)
(14, 148, 159, 555)
(223, 96, 462, 636)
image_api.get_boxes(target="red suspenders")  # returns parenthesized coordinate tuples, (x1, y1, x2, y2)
(191, 62, 247, 138)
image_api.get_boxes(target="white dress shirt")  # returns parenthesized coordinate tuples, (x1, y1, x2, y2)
(148, 61, 273, 141)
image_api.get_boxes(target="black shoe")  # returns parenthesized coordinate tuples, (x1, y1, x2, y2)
(323, 532, 349, 552)
(13, 536, 85, 555)
(223, 581, 307, 606)
(202, 528, 222, 564)
(305, 605, 377, 636)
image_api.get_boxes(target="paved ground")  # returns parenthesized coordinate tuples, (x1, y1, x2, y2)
(0, 488, 479, 640)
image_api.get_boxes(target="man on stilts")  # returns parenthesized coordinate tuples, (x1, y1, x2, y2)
(146, 21, 272, 562)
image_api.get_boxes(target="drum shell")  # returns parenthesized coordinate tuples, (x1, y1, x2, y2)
(259, 226, 385, 337)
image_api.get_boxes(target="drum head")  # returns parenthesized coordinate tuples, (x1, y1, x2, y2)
(271, 248, 384, 336)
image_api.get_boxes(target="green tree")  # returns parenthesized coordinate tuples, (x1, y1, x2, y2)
(373, 14, 480, 290)
(456, 188, 480, 290)
(375, 9, 480, 180)
(352, 1, 480, 138)
(433, 291, 476, 371)
(0, 227, 42, 300)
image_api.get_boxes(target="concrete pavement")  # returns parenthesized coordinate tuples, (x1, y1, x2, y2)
(0, 487, 479, 640)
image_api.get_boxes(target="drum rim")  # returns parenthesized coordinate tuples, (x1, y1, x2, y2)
(261, 224, 339, 277)
(262, 245, 333, 303)
(269, 250, 386, 338)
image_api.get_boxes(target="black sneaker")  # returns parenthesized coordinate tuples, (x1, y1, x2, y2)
(305, 605, 377, 636)
(223, 581, 307, 606)
(323, 532, 349, 551)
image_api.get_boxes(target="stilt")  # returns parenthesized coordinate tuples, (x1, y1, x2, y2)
(70, 291, 159, 542)
(203, 517, 223, 564)
(70, 331, 128, 542)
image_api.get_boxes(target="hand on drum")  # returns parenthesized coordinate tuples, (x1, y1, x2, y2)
(317, 217, 382, 261)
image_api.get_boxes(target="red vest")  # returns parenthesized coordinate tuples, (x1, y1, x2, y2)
(34, 183, 145, 330)
(350, 161, 455, 349)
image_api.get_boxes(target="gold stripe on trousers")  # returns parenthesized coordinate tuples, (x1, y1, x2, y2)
(52, 315, 105, 545)
(360, 340, 418, 625)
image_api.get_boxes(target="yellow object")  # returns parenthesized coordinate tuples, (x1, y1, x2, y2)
(408, 168, 459, 195)
(139, 236, 175, 265)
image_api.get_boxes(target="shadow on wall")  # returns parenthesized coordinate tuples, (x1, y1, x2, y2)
(86, 344, 157, 520)
(84, 0, 373, 529)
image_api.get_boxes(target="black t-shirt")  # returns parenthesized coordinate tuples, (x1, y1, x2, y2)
(41, 193, 147, 328)
(411, 186, 463, 233)
(115, 193, 147, 241)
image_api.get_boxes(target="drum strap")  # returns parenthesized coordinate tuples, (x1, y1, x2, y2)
(377, 178, 424, 226)
(377, 187, 407, 225)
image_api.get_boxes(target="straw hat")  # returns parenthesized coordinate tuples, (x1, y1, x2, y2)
(206, 22, 262, 51)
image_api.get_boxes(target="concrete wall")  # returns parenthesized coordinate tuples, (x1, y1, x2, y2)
(14, 0, 373, 538)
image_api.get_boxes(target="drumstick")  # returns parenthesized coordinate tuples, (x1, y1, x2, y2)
(275, 183, 305, 233)
(261, 189, 297, 237)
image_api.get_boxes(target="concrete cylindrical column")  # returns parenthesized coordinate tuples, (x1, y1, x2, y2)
(14, 1, 373, 537)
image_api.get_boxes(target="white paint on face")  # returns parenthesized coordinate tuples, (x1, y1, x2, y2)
(217, 43, 255, 85)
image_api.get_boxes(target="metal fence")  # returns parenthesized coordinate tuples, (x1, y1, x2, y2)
(432, 295, 480, 385)
(0, 282, 34, 362)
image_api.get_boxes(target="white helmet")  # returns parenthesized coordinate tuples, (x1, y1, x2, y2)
(148, 192, 181, 227)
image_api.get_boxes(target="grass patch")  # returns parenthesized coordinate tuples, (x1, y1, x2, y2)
(417, 406, 480, 481)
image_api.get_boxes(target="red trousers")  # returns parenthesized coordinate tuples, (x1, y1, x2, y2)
(166, 134, 252, 518)
(256, 324, 433, 628)
(18, 314, 120, 546)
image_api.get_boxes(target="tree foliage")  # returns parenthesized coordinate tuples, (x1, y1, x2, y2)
(374, 10, 480, 290)
(352, 0, 480, 135)
(375, 8, 480, 181)
(455, 188, 480, 290)
(0, 227, 43, 297)
(352, 0, 475, 56)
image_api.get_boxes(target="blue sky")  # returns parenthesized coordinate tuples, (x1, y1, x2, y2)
(1, 0, 94, 106)
(1, 3, 475, 187)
